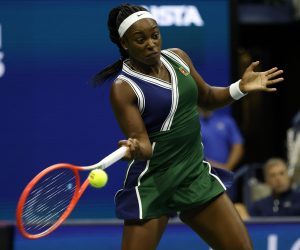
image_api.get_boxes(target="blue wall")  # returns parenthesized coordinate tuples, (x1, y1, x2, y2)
(0, 0, 231, 220)
(13, 220, 300, 250)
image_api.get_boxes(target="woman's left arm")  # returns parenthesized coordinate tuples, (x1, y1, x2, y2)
(170, 48, 284, 110)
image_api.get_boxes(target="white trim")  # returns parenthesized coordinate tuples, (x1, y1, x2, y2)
(113, 159, 135, 205)
(135, 186, 143, 219)
(160, 57, 179, 131)
(117, 75, 145, 114)
(135, 142, 156, 219)
(123, 159, 135, 186)
(123, 60, 172, 90)
(121, 51, 180, 132)
(161, 49, 190, 73)
(203, 160, 227, 190)
(114, 189, 123, 204)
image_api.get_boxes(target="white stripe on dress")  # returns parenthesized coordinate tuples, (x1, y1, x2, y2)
(123, 61, 172, 90)
(117, 75, 145, 114)
(160, 56, 179, 131)
(203, 160, 227, 190)
(161, 49, 190, 73)
(135, 142, 156, 219)
(123, 159, 135, 186)
(114, 158, 135, 204)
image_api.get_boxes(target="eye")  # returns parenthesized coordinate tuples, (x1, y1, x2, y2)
(135, 37, 145, 44)
(152, 32, 160, 39)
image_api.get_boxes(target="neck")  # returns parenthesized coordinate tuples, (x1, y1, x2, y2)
(128, 59, 163, 76)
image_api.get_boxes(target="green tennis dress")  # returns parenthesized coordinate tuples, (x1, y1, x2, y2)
(114, 49, 226, 220)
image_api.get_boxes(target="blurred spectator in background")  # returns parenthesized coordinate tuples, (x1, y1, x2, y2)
(199, 108, 244, 201)
(287, 110, 300, 186)
(293, 0, 300, 20)
(249, 158, 300, 216)
(199, 108, 244, 171)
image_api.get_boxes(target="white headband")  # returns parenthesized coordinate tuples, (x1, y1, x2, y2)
(118, 11, 156, 38)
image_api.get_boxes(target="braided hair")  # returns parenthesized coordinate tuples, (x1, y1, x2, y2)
(92, 4, 148, 85)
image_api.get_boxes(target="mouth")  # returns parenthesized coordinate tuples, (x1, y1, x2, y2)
(146, 51, 160, 57)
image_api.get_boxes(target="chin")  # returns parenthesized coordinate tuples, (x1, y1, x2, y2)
(145, 55, 160, 65)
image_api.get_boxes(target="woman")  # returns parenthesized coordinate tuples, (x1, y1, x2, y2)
(93, 4, 284, 250)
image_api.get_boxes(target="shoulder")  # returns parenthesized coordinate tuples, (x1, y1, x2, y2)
(168, 48, 186, 56)
(162, 48, 194, 71)
(164, 48, 191, 62)
(111, 76, 128, 91)
(110, 76, 137, 105)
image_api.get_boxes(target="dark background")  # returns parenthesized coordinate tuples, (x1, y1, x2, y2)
(232, 0, 300, 165)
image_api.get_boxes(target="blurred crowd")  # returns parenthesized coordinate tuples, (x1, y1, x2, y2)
(200, 103, 300, 220)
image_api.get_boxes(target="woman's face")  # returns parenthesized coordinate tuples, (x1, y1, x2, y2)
(121, 18, 162, 66)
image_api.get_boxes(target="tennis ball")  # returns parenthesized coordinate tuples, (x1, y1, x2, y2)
(88, 169, 108, 188)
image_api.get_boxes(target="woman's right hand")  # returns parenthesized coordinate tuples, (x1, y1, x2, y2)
(118, 138, 142, 160)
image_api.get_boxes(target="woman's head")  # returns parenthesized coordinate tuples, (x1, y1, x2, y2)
(108, 4, 148, 60)
(93, 4, 161, 84)
(109, 4, 161, 65)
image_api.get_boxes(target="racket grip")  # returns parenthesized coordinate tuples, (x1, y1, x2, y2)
(99, 146, 127, 170)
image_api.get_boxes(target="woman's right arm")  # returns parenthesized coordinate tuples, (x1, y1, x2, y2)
(110, 78, 152, 161)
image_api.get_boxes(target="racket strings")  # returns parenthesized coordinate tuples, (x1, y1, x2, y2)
(22, 168, 77, 235)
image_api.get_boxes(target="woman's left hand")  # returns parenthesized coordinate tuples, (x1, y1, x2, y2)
(239, 61, 284, 93)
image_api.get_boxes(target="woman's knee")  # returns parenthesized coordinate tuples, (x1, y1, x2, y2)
(178, 199, 253, 250)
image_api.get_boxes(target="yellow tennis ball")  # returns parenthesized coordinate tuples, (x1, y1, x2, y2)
(88, 169, 108, 188)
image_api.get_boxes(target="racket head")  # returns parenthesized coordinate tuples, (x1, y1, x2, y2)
(16, 163, 81, 239)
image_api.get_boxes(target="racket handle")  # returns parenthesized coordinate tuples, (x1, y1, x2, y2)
(82, 146, 128, 171)
(99, 146, 127, 169)
(97, 146, 127, 170)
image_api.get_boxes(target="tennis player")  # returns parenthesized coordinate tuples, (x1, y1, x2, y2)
(93, 4, 284, 250)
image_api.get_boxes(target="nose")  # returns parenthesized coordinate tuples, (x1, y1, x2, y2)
(146, 38, 156, 49)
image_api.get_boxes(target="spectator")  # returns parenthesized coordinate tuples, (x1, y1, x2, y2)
(287, 110, 300, 185)
(249, 158, 300, 216)
(199, 108, 244, 171)
(199, 108, 244, 202)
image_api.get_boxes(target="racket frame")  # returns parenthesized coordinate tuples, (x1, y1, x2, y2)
(16, 146, 127, 239)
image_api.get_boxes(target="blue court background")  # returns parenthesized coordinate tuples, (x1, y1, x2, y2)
(13, 220, 300, 250)
(0, 0, 230, 220)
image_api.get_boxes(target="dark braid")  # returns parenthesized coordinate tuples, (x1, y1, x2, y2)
(92, 4, 147, 86)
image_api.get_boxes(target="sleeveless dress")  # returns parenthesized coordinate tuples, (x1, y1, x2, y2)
(114, 49, 227, 220)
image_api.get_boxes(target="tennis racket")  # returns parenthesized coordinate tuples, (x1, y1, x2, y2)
(16, 146, 127, 240)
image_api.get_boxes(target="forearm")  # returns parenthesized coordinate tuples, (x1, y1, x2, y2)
(199, 85, 235, 110)
(225, 144, 244, 170)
